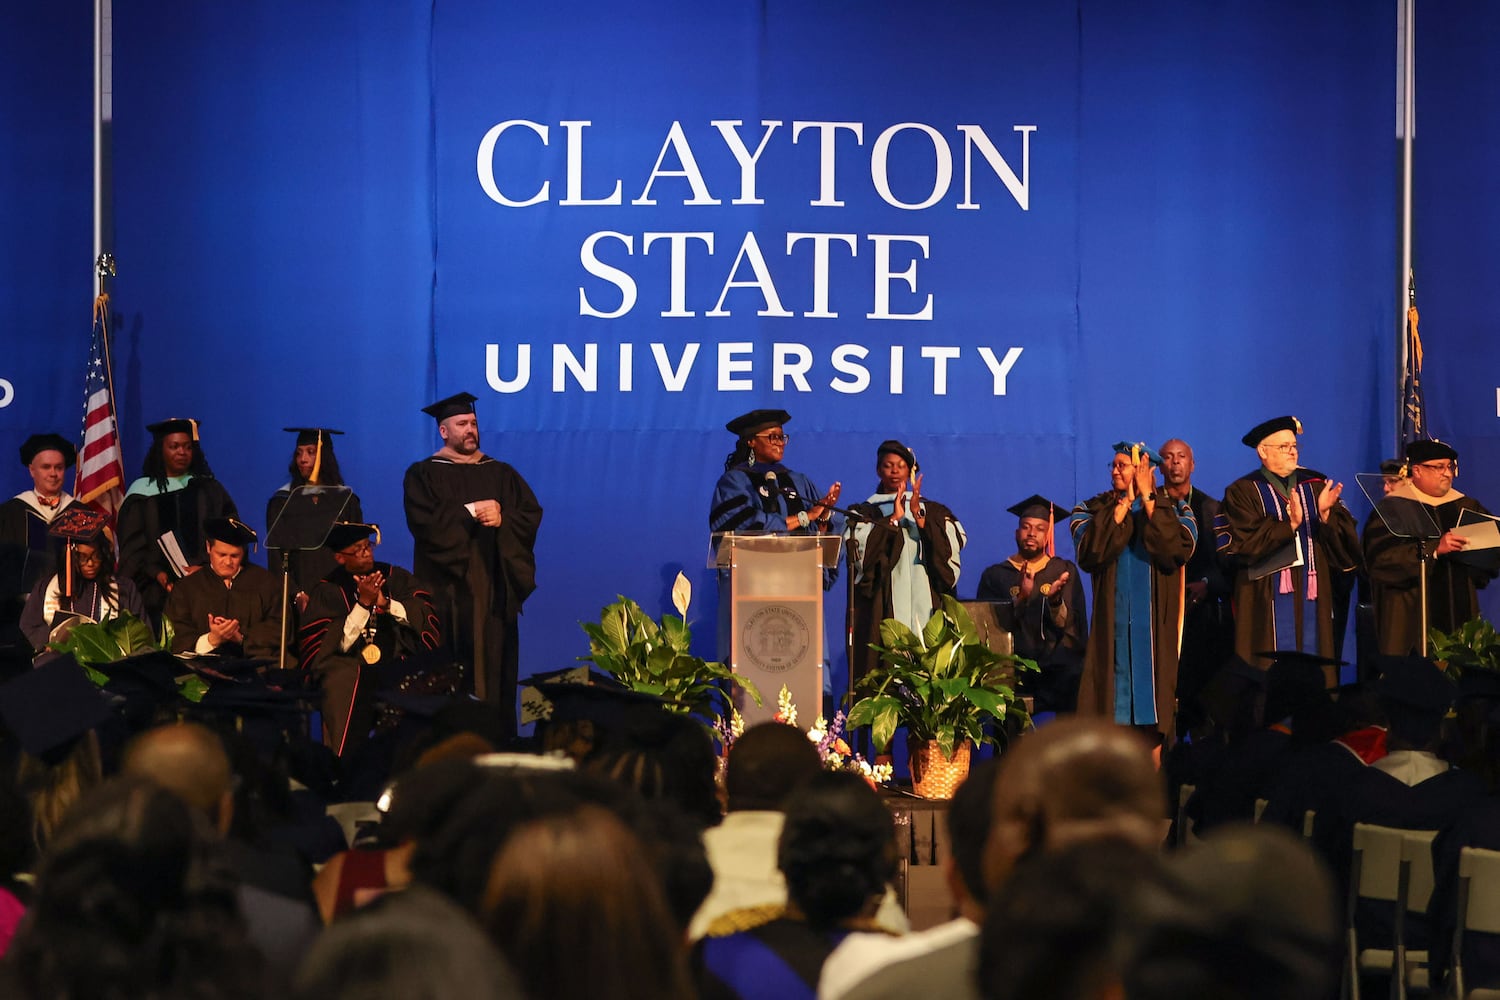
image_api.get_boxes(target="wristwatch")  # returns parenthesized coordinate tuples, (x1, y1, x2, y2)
(796, 511, 810, 529)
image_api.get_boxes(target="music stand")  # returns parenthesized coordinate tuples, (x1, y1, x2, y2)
(265, 485, 354, 671)
(1357, 473, 1441, 655)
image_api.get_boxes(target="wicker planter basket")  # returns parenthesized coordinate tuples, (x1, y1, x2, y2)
(909, 740, 972, 799)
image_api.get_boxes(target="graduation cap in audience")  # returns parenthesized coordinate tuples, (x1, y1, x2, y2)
(1241, 415, 1302, 448)
(1258, 651, 1342, 724)
(0, 655, 114, 764)
(282, 427, 344, 485)
(92, 649, 185, 732)
(1458, 668, 1500, 703)
(19, 432, 77, 468)
(1196, 656, 1267, 734)
(725, 408, 791, 437)
(145, 417, 201, 440)
(324, 521, 381, 551)
(1111, 441, 1164, 464)
(1376, 655, 1457, 715)
(527, 672, 669, 757)
(421, 392, 478, 422)
(202, 516, 258, 550)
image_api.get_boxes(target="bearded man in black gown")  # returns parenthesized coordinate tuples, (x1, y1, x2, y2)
(402, 392, 541, 737)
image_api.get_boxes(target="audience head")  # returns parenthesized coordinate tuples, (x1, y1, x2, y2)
(122, 721, 235, 834)
(587, 708, 721, 828)
(1122, 824, 1339, 1000)
(8, 776, 264, 1000)
(483, 803, 694, 1000)
(724, 720, 822, 812)
(778, 770, 896, 930)
(947, 758, 1001, 917)
(985, 718, 1164, 895)
(293, 885, 522, 1000)
(1376, 654, 1457, 750)
(981, 837, 1163, 1000)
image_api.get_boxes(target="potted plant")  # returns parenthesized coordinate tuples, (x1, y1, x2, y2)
(846, 595, 1037, 798)
(1428, 616, 1500, 678)
(580, 571, 760, 724)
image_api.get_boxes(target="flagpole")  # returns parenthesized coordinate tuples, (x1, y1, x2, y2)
(1396, 0, 1416, 449)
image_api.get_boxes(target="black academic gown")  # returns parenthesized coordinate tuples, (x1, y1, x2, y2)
(164, 562, 284, 661)
(1363, 484, 1497, 655)
(1187, 725, 1293, 832)
(0, 492, 82, 659)
(847, 497, 963, 690)
(1177, 486, 1236, 710)
(1222, 468, 1359, 672)
(298, 562, 440, 755)
(1427, 796, 1500, 993)
(975, 555, 1087, 712)
(403, 454, 541, 731)
(118, 476, 238, 627)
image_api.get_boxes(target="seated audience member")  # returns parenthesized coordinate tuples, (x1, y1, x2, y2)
(293, 883, 523, 1000)
(586, 703, 724, 830)
(1123, 824, 1339, 1000)
(984, 717, 1166, 896)
(820, 760, 1001, 1000)
(0, 658, 109, 863)
(689, 721, 906, 940)
(19, 525, 144, 660)
(1, 777, 266, 1000)
(165, 517, 283, 660)
(121, 721, 320, 980)
(311, 733, 495, 923)
(696, 771, 899, 1000)
(484, 803, 695, 1000)
(981, 837, 1167, 1000)
(117, 417, 237, 627)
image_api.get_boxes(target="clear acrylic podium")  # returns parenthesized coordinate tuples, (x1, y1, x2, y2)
(710, 532, 842, 726)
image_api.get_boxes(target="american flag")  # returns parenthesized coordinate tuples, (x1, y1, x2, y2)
(74, 292, 126, 521)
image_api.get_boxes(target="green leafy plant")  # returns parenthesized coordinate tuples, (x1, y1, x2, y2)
(579, 572, 761, 720)
(1428, 616, 1500, 677)
(846, 595, 1039, 759)
(48, 613, 159, 683)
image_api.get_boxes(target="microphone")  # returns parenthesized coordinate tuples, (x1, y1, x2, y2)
(767, 474, 867, 521)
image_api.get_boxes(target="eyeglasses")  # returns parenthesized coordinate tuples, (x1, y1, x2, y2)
(75, 551, 102, 565)
(338, 541, 374, 556)
(1265, 443, 1299, 454)
(1413, 461, 1458, 474)
(754, 433, 789, 444)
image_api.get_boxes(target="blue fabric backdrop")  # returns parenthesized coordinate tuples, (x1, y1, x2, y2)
(20, 1, 1499, 697)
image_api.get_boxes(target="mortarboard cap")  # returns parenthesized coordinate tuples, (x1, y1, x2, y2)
(1405, 439, 1458, 465)
(531, 676, 668, 728)
(1112, 441, 1164, 464)
(1242, 416, 1302, 448)
(146, 417, 200, 440)
(725, 408, 791, 437)
(47, 506, 110, 544)
(1259, 651, 1341, 721)
(0, 656, 115, 763)
(876, 439, 917, 470)
(324, 521, 381, 551)
(19, 432, 77, 468)
(283, 427, 344, 446)
(203, 517, 258, 548)
(1256, 650, 1345, 670)
(1380, 458, 1405, 477)
(1375, 655, 1456, 715)
(1007, 494, 1067, 523)
(1458, 669, 1500, 702)
(422, 392, 477, 422)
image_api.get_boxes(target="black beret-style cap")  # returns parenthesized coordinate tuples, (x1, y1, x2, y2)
(1405, 439, 1458, 465)
(202, 517, 258, 548)
(20, 433, 77, 468)
(1380, 458, 1405, 476)
(876, 439, 917, 469)
(146, 417, 200, 440)
(725, 409, 791, 437)
(1007, 494, 1068, 524)
(0, 656, 114, 763)
(1241, 416, 1302, 448)
(421, 392, 478, 422)
(324, 521, 381, 551)
(283, 427, 345, 446)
